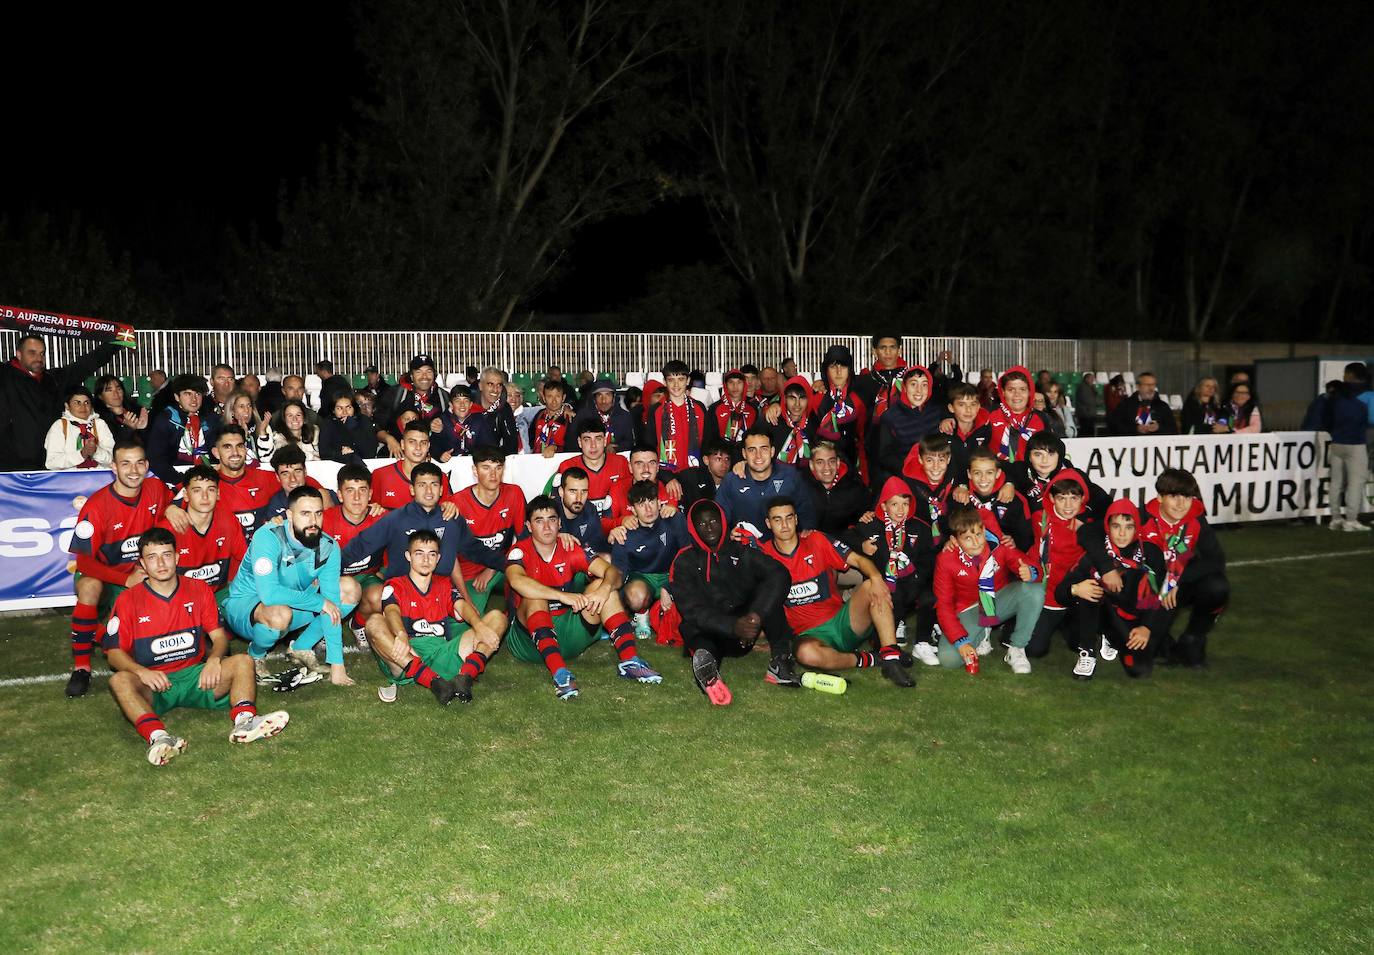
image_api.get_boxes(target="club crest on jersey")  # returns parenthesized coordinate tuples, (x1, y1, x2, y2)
(773, 479, 784, 493)
(499, 507, 509, 519)
(248, 488, 260, 498)
(183, 601, 195, 614)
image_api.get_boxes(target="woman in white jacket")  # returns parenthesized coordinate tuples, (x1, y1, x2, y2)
(44, 385, 115, 470)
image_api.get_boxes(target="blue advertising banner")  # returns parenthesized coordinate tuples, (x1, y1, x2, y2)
(0, 470, 110, 611)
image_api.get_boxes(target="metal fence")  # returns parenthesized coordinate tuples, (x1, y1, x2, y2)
(35, 328, 1217, 391)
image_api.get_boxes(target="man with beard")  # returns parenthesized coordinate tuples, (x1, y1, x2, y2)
(377, 354, 449, 455)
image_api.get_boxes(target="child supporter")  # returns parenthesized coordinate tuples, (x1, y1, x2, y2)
(933, 505, 1044, 673)
(1056, 498, 1168, 680)
(1140, 468, 1229, 667)
(1024, 470, 1099, 660)
(844, 478, 939, 667)
(45, 385, 114, 470)
(769, 376, 815, 465)
(1004, 431, 1112, 517)
(941, 382, 992, 477)
(953, 447, 1035, 552)
(899, 433, 957, 545)
(435, 385, 481, 460)
(985, 365, 1051, 463)
(810, 345, 870, 480)
(873, 365, 945, 489)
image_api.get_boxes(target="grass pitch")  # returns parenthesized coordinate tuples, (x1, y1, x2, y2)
(1, 524, 1371, 953)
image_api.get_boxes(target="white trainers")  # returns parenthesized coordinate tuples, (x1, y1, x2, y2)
(1098, 635, 1118, 662)
(377, 683, 398, 703)
(895, 621, 908, 645)
(253, 656, 275, 685)
(911, 641, 941, 667)
(288, 648, 331, 674)
(1072, 650, 1097, 680)
(146, 731, 188, 766)
(229, 710, 290, 743)
(1329, 518, 1349, 531)
(1005, 646, 1032, 674)
(1344, 519, 1370, 532)
(352, 625, 370, 650)
(975, 633, 994, 656)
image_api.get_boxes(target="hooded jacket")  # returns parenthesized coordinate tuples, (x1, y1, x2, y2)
(933, 530, 1039, 644)
(965, 466, 1035, 551)
(947, 407, 993, 477)
(985, 365, 1050, 462)
(798, 458, 870, 535)
(843, 476, 936, 593)
(146, 391, 220, 486)
(1003, 433, 1111, 516)
(770, 375, 815, 464)
(809, 346, 869, 479)
(874, 365, 946, 486)
(1029, 468, 1096, 609)
(669, 499, 792, 638)
(900, 443, 956, 541)
(1140, 495, 1225, 592)
(1060, 498, 1168, 622)
(44, 408, 115, 470)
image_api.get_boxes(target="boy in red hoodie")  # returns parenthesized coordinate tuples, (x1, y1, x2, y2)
(1056, 498, 1168, 680)
(933, 505, 1044, 673)
(1140, 468, 1229, 668)
(900, 433, 957, 544)
(986, 366, 1052, 463)
(1025, 471, 1098, 660)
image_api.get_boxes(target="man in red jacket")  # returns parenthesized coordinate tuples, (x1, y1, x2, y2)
(933, 505, 1044, 674)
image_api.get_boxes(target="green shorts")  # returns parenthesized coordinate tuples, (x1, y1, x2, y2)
(353, 573, 384, 595)
(506, 612, 598, 665)
(463, 570, 507, 616)
(375, 619, 472, 684)
(152, 663, 230, 716)
(626, 572, 670, 603)
(73, 572, 124, 615)
(801, 604, 874, 653)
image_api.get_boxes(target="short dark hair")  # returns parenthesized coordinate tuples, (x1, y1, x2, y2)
(1156, 467, 1201, 498)
(661, 360, 690, 378)
(138, 526, 176, 555)
(560, 466, 589, 486)
(216, 424, 247, 442)
(272, 445, 307, 470)
(287, 485, 323, 507)
(337, 463, 372, 486)
(112, 438, 145, 458)
(404, 420, 431, 436)
(629, 444, 659, 459)
(740, 363, 760, 376)
(408, 529, 441, 549)
(17, 333, 44, 349)
(575, 418, 607, 439)
(471, 445, 505, 466)
(1026, 432, 1064, 458)
(1001, 370, 1029, 387)
(871, 334, 902, 348)
(1049, 477, 1085, 498)
(701, 437, 730, 458)
(766, 496, 798, 516)
(63, 384, 94, 403)
(967, 447, 999, 468)
(743, 424, 774, 443)
(946, 505, 984, 536)
(627, 480, 660, 505)
(947, 382, 978, 402)
(918, 433, 951, 457)
(411, 462, 444, 485)
(314, 359, 334, 373)
(182, 465, 220, 487)
(526, 494, 558, 521)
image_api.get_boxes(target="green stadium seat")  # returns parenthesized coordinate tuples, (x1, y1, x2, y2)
(385, 373, 398, 386)
(351, 373, 368, 389)
(120, 376, 136, 398)
(84, 377, 98, 392)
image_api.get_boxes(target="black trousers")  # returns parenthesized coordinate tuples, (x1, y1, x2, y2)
(895, 581, 937, 644)
(682, 601, 794, 665)
(1160, 572, 1229, 665)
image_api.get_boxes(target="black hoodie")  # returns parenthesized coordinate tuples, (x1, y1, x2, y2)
(669, 499, 792, 638)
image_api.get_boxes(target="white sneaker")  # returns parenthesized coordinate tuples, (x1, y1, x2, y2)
(146, 731, 188, 766)
(1344, 520, 1370, 532)
(352, 625, 370, 650)
(253, 656, 274, 685)
(895, 621, 908, 645)
(1329, 518, 1349, 531)
(1098, 635, 1118, 662)
(377, 683, 398, 703)
(1072, 650, 1096, 680)
(1005, 646, 1032, 674)
(288, 648, 331, 674)
(229, 710, 290, 743)
(911, 642, 941, 667)
(975, 633, 994, 656)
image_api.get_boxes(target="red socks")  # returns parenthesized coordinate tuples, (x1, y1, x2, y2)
(134, 713, 166, 743)
(71, 601, 100, 670)
(460, 651, 488, 681)
(527, 610, 566, 676)
(604, 612, 638, 662)
(404, 657, 438, 688)
(229, 700, 257, 723)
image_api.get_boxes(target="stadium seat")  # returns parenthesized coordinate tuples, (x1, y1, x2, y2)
(625, 372, 645, 389)
(705, 371, 723, 388)
(444, 373, 465, 391)
(385, 373, 398, 386)
(647, 372, 664, 384)
(351, 373, 368, 389)
(1168, 394, 1183, 411)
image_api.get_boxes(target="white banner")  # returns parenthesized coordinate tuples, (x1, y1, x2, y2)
(1063, 431, 1362, 523)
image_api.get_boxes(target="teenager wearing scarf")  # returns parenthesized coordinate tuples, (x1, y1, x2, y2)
(844, 477, 939, 667)
(1024, 470, 1096, 660)
(855, 333, 908, 428)
(1140, 468, 1229, 668)
(809, 344, 870, 480)
(1004, 431, 1112, 516)
(1056, 498, 1168, 680)
(932, 504, 1043, 673)
(644, 360, 706, 472)
(875, 365, 945, 490)
(953, 447, 1034, 552)
(44, 385, 114, 469)
(146, 374, 218, 486)
(767, 375, 815, 466)
(1181, 377, 1231, 435)
(707, 368, 758, 460)
(941, 382, 993, 478)
(899, 433, 957, 544)
(985, 365, 1051, 463)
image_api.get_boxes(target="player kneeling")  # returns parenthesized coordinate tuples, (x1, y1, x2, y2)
(506, 495, 661, 700)
(104, 528, 288, 766)
(366, 530, 507, 705)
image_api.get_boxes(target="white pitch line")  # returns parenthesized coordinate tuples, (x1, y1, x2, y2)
(0, 646, 365, 689)
(4, 550, 1372, 689)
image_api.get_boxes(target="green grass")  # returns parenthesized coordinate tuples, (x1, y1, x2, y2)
(1, 525, 1372, 953)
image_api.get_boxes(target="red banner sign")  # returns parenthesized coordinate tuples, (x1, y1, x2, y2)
(0, 306, 137, 347)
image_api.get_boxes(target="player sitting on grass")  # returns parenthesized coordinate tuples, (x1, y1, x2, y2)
(223, 485, 360, 689)
(933, 505, 1044, 673)
(1056, 498, 1168, 680)
(610, 480, 692, 645)
(670, 499, 800, 704)
(365, 530, 508, 705)
(157, 465, 247, 623)
(505, 495, 662, 700)
(761, 497, 914, 687)
(65, 440, 177, 698)
(104, 528, 288, 766)
(1140, 468, 1229, 668)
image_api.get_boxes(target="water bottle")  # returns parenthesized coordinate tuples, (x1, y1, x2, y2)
(801, 672, 847, 694)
